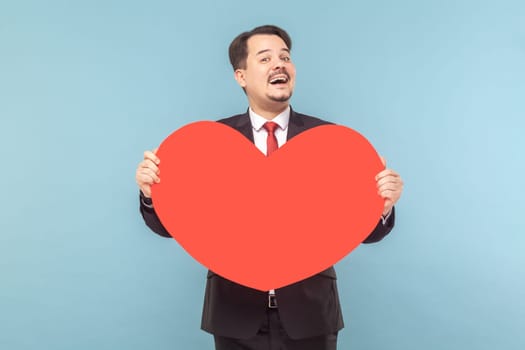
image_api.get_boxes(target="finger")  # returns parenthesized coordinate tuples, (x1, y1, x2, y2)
(377, 182, 402, 193)
(136, 172, 154, 186)
(144, 150, 160, 164)
(376, 168, 398, 178)
(375, 169, 400, 181)
(139, 168, 160, 183)
(140, 159, 160, 174)
(379, 189, 401, 202)
(378, 189, 394, 200)
(376, 175, 403, 188)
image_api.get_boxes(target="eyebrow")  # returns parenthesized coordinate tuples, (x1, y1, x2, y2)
(255, 48, 290, 56)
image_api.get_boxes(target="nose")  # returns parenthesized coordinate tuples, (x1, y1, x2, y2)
(272, 55, 287, 69)
(272, 59, 285, 71)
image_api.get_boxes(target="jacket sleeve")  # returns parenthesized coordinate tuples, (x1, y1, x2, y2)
(139, 191, 171, 238)
(362, 206, 395, 244)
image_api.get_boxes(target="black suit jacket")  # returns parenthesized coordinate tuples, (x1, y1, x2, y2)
(140, 109, 395, 339)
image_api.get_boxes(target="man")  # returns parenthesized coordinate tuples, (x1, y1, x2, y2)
(135, 25, 403, 350)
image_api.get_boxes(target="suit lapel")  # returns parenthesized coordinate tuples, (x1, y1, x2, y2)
(287, 107, 307, 141)
(231, 107, 306, 144)
(231, 110, 255, 144)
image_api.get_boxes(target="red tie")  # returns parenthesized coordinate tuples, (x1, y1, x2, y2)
(263, 122, 279, 156)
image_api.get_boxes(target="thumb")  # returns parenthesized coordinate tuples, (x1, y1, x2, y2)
(379, 155, 387, 168)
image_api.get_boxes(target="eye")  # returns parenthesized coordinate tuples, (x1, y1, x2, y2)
(260, 57, 270, 63)
(281, 56, 291, 62)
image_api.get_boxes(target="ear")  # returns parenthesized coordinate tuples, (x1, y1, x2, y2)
(234, 69, 247, 88)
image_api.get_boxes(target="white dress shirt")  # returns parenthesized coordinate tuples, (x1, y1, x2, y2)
(248, 106, 290, 155)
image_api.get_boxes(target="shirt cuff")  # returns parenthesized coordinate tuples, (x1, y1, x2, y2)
(140, 191, 154, 209)
(380, 209, 392, 225)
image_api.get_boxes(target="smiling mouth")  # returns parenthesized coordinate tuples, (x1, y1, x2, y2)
(269, 74, 289, 85)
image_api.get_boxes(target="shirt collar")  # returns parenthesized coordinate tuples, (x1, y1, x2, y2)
(249, 106, 291, 132)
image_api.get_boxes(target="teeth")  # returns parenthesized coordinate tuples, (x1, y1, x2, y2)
(270, 76, 288, 84)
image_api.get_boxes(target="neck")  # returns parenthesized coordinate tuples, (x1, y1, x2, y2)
(249, 102, 289, 120)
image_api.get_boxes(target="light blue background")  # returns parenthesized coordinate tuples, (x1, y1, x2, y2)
(1, 0, 524, 349)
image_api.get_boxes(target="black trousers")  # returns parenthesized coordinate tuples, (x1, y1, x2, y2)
(213, 308, 338, 350)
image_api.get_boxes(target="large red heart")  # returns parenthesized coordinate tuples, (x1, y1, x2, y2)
(152, 121, 384, 291)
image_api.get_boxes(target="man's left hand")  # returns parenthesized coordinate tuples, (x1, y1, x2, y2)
(376, 157, 404, 216)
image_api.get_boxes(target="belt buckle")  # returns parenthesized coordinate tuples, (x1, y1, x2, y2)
(268, 293, 278, 308)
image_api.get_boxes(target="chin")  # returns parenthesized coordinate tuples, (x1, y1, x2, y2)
(269, 92, 293, 103)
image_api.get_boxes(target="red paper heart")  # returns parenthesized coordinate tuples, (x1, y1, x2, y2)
(152, 121, 384, 291)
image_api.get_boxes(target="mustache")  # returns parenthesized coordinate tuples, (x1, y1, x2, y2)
(268, 68, 290, 81)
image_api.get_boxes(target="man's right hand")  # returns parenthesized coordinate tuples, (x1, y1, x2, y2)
(135, 148, 160, 198)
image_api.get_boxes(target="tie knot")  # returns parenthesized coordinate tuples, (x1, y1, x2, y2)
(263, 121, 279, 134)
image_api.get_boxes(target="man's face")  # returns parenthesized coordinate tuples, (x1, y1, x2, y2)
(234, 34, 296, 111)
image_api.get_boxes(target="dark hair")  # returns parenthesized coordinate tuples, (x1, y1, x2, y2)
(228, 25, 292, 70)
